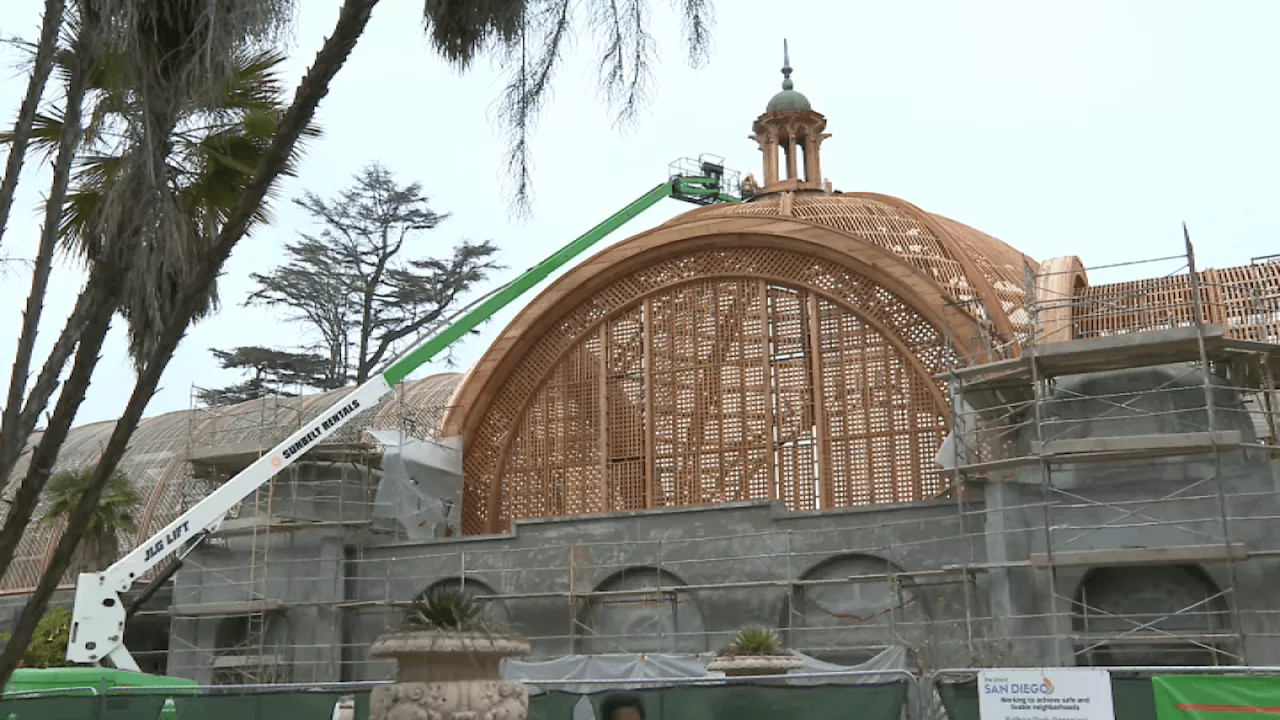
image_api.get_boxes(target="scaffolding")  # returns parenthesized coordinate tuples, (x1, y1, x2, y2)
(166, 375, 460, 683)
(943, 238, 1280, 668)
(147, 249, 1280, 682)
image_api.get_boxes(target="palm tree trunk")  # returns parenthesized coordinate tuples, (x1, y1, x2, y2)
(1, 41, 91, 484)
(0, 281, 115, 586)
(0, 278, 102, 485)
(0, 0, 66, 250)
(0, 0, 380, 685)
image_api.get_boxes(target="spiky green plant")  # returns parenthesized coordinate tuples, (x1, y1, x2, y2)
(403, 585, 487, 632)
(718, 625, 788, 658)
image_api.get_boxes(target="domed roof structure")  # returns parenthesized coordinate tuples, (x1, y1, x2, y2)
(443, 54, 1040, 534)
(0, 373, 462, 593)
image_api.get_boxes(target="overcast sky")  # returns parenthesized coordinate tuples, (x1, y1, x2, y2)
(0, 0, 1276, 428)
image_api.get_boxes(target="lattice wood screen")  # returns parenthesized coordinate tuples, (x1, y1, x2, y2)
(462, 247, 959, 534)
(1074, 262, 1280, 342)
(698, 194, 1036, 342)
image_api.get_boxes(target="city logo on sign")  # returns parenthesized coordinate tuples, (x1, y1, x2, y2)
(983, 677, 1055, 695)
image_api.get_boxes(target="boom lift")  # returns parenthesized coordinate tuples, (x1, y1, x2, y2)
(67, 157, 741, 671)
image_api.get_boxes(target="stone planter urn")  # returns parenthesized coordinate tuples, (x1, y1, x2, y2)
(369, 631, 532, 720)
(706, 653, 803, 679)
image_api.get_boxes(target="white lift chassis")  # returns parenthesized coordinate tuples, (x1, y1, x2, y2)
(65, 168, 738, 670)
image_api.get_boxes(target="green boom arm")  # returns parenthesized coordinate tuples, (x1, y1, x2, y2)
(384, 175, 733, 384)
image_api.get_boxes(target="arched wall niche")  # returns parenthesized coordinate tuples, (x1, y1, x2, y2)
(580, 566, 706, 655)
(787, 554, 927, 665)
(1072, 564, 1231, 667)
(447, 220, 1000, 534)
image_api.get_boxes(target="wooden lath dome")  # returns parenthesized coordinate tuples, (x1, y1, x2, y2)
(444, 205, 1018, 533)
(684, 192, 1036, 346)
(443, 52, 1038, 534)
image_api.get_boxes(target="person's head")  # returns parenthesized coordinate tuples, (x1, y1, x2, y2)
(599, 692, 645, 720)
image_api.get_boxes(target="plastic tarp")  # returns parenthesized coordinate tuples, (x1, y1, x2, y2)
(368, 430, 462, 540)
(1152, 674, 1280, 719)
(505, 646, 910, 720)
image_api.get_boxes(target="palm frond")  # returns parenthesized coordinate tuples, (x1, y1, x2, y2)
(718, 626, 787, 658)
(404, 585, 488, 632)
(0, 112, 66, 160)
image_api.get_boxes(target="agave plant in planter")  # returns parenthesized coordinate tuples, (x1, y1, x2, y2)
(370, 585, 531, 720)
(706, 625, 803, 678)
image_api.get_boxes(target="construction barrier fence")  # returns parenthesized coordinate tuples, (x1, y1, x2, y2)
(11, 667, 1280, 719)
(936, 677, 1159, 720)
(531, 680, 909, 720)
(0, 680, 911, 720)
(1150, 675, 1280, 719)
(932, 667, 1280, 720)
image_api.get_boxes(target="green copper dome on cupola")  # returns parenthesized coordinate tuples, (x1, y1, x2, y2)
(765, 40, 811, 113)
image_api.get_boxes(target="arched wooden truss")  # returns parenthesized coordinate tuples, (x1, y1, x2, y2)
(445, 195, 1034, 534)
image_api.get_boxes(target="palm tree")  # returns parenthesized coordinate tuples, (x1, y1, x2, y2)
(43, 466, 140, 575)
(0, 40, 312, 581)
(0, 2, 314, 681)
(0, 0, 718, 683)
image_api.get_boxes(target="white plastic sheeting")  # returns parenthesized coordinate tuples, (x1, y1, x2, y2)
(368, 430, 462, 539)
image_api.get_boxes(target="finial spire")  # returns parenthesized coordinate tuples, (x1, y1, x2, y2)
(781, 39, 793, 90)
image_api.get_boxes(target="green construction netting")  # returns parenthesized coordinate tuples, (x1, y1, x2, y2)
(1152, 675, 1280, 719)
(171, 691, 340, 720)
(0, 691, 343, 720)
(937, 676, 1158, 720)
(0, 682, 907, 719)
(531, 681, 908, 720)
(0, 693, 168, 720)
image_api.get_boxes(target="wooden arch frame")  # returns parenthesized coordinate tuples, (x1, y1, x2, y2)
(443, 216, 998, 533)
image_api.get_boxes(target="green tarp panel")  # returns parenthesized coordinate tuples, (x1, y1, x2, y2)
(573, 681, 908, 720)
(0, 694, 167, 720)
(354, 690, 371, 720)
(938, 677, 1158, 720)
(101, 695, 170, 720)
(0, 694, 100, 720)
(171, 691, 340, 720)
(530, 691, 584, 720)
(1153, 675, 1280, 719)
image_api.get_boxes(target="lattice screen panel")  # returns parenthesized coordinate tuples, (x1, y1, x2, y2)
(463, 246, 960, 533)
(1074, 262, 1280, 342)
(696, 194, 1035, 340)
